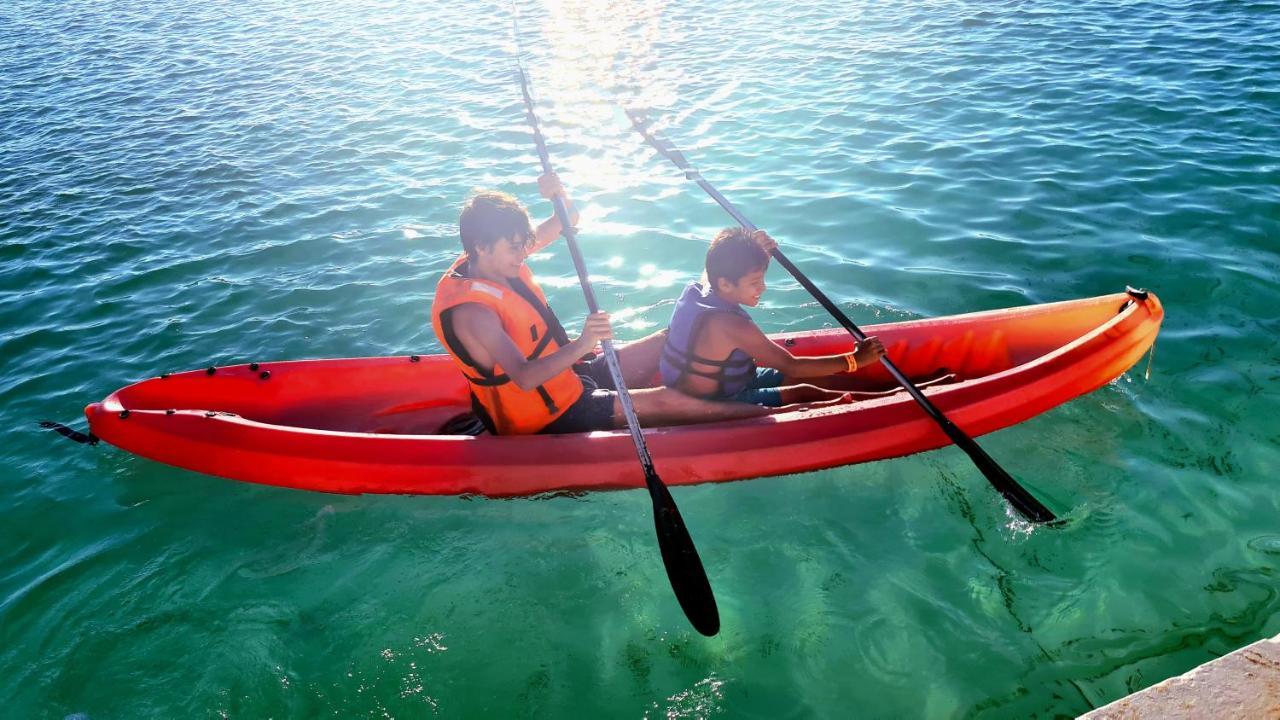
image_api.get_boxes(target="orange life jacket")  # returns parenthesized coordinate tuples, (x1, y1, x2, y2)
(430, 255, 583, 435)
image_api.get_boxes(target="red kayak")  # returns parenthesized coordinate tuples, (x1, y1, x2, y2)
(85, 289, 1162, 496)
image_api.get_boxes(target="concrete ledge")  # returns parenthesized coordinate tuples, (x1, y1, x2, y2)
(1080, 634, 1280, 719)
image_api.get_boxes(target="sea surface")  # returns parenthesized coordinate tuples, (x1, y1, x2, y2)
(3, 0, 1278, 717)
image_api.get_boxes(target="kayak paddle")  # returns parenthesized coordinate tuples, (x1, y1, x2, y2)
(623, 109, 1057, 524)
(516, 69, 721, 634)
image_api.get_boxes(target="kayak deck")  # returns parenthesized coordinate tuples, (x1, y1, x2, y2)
(86, 290, 1163, 496)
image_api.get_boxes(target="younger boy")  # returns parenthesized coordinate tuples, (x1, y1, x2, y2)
(660, 227, 887, 407)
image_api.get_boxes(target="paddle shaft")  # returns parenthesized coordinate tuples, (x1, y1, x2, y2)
(627, 113, 1055, 523)
(690, 178, 939, 412)
(517, 69, 721, 635)
(517, 75, 656, 482)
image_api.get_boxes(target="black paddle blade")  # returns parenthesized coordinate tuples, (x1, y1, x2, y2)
(623, 107, 649, 129)
(39, 420, 99, 445)
(649, 478, 720, 636)
(954, 433, 1057, 523)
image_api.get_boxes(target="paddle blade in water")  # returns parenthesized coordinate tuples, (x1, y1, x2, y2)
(650, 479, 720, 636)
(619, 104, 1060, 526)
(953, 431, 1057, 523)
(517, 64, 721, 633)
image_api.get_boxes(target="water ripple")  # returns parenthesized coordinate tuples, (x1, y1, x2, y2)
(3, 0, 1279, 716)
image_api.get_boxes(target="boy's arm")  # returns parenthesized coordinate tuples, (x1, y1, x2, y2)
(726, 315, 884, 378)
(452, 303, 605, 390)
(530, 172, 579, 253)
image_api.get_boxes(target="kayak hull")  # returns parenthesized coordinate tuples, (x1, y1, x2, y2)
(86, 290, 1163, 496)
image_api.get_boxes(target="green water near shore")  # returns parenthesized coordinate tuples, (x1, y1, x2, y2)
(3, 0, 1279, 716)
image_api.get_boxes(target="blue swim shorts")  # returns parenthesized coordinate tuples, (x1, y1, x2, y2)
(730, 367, 786, 407)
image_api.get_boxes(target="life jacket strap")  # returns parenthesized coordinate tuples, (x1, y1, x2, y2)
(662, 308, 757, 397)
(509, 275, 571, 347)
(661, 344, 754, 370)
(469, 392, 499, 435)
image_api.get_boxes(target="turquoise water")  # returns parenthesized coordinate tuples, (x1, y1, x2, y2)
(3, 0, 1279, 716)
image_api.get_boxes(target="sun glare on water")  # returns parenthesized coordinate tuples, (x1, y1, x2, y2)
(520, 0, 674, 195)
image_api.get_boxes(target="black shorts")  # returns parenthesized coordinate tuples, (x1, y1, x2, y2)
(537, 356, 618, 434)
(577, 353, 616, 390)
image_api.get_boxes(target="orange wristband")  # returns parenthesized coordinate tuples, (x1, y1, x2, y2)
(844, 352, 858, 374)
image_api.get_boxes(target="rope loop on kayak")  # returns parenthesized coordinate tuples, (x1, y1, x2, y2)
(38, 420, 99, 446)
(1119, 286, 1151, 314)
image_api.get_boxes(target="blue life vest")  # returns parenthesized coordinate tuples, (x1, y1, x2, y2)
(659, 283, 757, 398)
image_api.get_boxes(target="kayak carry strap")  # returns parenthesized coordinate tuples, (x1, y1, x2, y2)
(39, 420, 99, 445)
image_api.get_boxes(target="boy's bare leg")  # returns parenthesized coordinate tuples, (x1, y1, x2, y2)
(782, 393, 855, 410)
(609, 328, 669, 388)
(778, 384, 848, 404)
(613, 386, 771, 427)
(779, 382, 942, 403)
(615, 386, 858, 428)
(784, 368, 958, 394)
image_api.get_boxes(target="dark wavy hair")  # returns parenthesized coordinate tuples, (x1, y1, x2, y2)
(458, 191, 534, 256)
(706, 227, 769, 286)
